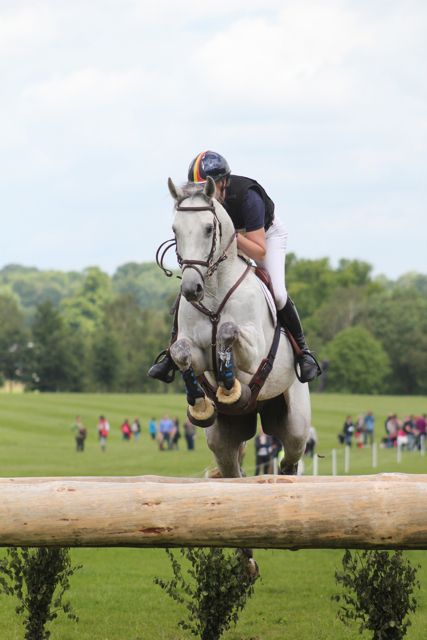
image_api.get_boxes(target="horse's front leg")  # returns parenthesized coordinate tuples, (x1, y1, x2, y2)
(170, 338, 216, 427)
(216, 322, 252, 407)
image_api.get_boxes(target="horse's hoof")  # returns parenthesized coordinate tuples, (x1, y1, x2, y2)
(280, 461, 298, 475)
(216, 379, 241, 405)
(187, 399, 216, 428)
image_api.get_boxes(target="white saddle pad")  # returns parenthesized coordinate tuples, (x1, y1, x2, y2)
(256, 278, 277, 327)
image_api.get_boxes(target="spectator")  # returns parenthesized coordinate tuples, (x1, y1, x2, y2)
(71, 416, 87, 452)
(415, 414, 427, 450)
(97, 415, 110, 442)
(184, 418, 196, 450)
(304, 425, 317, 458)
(363, 411, 375, 446)
(402, 415, 416, 451)
(158, 415, 174, 450)
(385, 414, 400, 448)
(171, 416, 181, 450)
(148, 417, 157, 440)
(254, 428, 274, 475)
(98, 421, 109, 452)
(131, 417, 141, 442)
(121, 419, 132, 441)
(340, 416, 354, 447)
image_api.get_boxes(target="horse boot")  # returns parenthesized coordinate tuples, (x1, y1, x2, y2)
(148, 349, 177, 383)
(277, 297, 322, 383)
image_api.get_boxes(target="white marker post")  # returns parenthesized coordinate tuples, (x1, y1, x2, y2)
(312, 454, 318, 476)
(344, 446, 350, 474)
(372, 442, 378, 469)
(397, 443, 402, 464)
(420, 435, 425, 457)
(332, 449, 337, 476)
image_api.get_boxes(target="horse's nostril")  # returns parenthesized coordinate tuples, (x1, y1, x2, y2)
(196, 284, 203, 293)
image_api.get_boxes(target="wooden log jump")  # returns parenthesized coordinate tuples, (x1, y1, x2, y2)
(1, 473, 427, 550)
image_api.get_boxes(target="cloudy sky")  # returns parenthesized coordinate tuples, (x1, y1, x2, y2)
(1, 0, 426, 279)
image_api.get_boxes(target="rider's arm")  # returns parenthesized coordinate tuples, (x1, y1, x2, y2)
(236, 229, 266, 261)
(235, 189, 267, 261)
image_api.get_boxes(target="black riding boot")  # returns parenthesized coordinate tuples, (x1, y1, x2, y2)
(148, 349, 177, 383)
(277, 298, 322, 383)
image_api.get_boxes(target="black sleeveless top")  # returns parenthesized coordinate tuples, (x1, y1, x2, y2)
(224, 175, 275, 231)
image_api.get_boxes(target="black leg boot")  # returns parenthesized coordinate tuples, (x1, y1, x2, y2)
(277, 298, 322, 383)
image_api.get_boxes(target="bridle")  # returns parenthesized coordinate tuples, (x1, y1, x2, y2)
(156, 199, 236, 280)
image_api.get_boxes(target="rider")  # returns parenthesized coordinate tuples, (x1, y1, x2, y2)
(148, 150, 321, 384)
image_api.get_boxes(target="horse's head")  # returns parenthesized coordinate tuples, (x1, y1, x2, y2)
(168, 177, 236, 303)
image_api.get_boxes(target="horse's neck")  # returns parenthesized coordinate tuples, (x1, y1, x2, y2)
(203, 254, 251, 304)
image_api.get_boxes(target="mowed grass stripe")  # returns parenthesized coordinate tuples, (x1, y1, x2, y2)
(0, 392, 426, 639)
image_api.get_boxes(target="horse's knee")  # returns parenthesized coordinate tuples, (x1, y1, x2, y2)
(218, 321, 239, 348)
(170, 338, 192, 370)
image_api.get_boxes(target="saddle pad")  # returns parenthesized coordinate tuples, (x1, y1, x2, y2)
(256, 278, 277, 327)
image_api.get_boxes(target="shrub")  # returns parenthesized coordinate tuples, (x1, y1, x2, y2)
(333, 549, 420, 640)
(0, 547, 81, 640)
(154, 547, 259, 640)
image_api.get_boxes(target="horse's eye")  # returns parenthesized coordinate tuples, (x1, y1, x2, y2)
(205, 224, 213, 236)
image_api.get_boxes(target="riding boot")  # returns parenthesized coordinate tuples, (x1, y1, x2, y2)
(148, 349, 177, 383)
(277, 297, 322, 383)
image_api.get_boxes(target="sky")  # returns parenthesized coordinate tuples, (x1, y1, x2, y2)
(0, 0, 426, 279)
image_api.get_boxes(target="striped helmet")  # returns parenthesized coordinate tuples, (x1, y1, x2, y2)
(188, 150, 231, 183)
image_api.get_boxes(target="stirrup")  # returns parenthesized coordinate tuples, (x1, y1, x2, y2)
(294, 350, 322, 383)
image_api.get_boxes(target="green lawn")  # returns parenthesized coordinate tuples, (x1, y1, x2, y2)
(0, 392, 426, 639)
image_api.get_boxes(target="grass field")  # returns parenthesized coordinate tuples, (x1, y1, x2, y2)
(0, 392, 426, 639)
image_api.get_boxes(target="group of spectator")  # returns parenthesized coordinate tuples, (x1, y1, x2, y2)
(338, 411, 427, 451)
(338, 411, 376, 447)
(153, 415, 197, 451)
(383, 413, 427, 450)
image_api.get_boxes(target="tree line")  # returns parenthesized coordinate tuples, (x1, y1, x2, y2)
(0, 258, 426, 395)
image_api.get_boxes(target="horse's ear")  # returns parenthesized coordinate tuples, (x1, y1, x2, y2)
(204, 176, 216, 199)
(168, 177, 183, 201)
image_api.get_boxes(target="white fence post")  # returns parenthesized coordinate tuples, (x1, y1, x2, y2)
(332, 449, 337, 476)
(420, 435, 426, 457)
(372, 442, 378, 469)
(312, 454, 318, 476)
(344, 446, 350, 474)
(397, 443, 402, 464)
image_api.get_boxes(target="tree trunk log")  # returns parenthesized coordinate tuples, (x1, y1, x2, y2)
(0, 474, 426, 549)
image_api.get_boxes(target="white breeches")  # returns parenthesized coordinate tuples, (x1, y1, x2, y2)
(255, 216, 288, 310)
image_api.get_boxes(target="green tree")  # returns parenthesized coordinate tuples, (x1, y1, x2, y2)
(333, 550, 420, 640)
(31, 301, 84, 391)
(61, 267, 112, 334)
(365, 288, 427, 394)
(0, 547, 80, 640)
(155, 548, 258, 640)
(324, 326, 391, 393)
(0, 293, 31, 383)
(91, 329, 121, 391)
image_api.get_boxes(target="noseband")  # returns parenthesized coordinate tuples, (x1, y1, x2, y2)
(156, 200, 236, 280)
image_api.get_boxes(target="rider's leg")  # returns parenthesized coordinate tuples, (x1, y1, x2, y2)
(277, 298, 321, 382)
(147, 296, 179, 383)
(256, 216, 321, 383)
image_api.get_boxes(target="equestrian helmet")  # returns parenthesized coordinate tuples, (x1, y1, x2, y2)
(188, 150, 231, 183)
